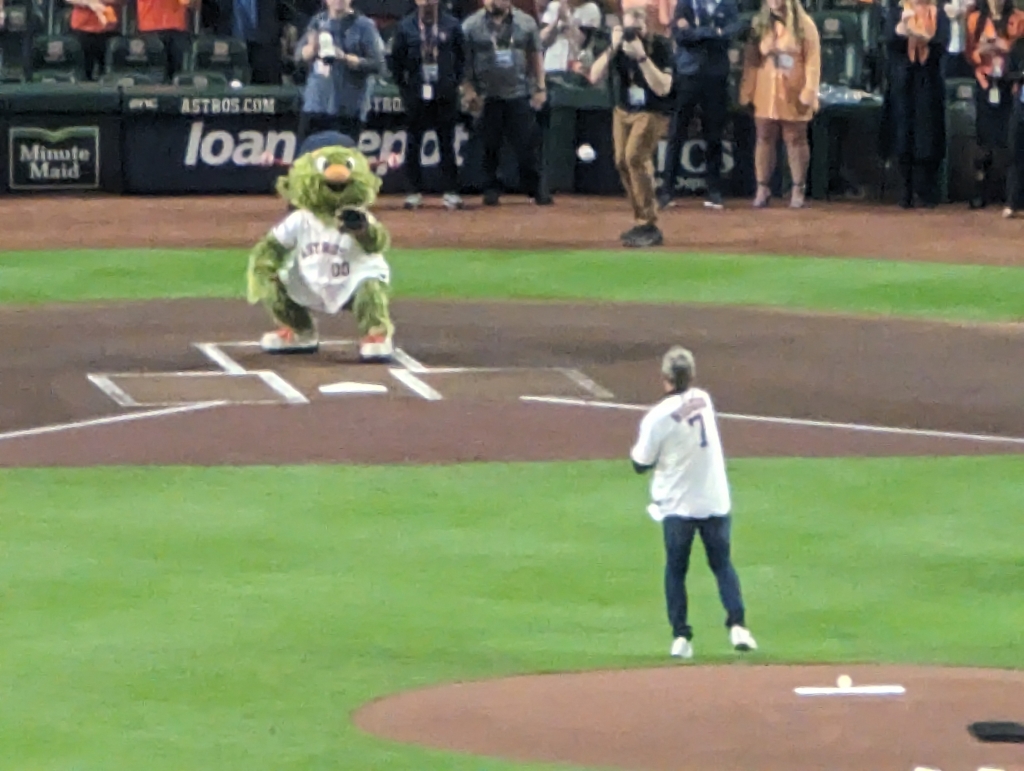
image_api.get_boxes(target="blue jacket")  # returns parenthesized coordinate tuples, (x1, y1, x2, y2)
(672, 0, 743, 79)
(296, 11, 386, 120)
(388, 10, 466, 106)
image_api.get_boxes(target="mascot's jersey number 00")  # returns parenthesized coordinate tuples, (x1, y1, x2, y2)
(272, 209, 391, 315)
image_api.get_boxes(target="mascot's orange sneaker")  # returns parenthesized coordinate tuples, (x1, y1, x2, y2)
(358, 329, 394, 362)
(261, 326, 319, 354)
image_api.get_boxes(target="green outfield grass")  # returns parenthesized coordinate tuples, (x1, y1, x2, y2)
(1, 248, 1022, 321)
(2, 458, 1022, 771)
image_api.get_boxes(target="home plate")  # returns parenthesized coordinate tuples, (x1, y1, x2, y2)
(319, 382, 389, 395)
(795, 685, 906, 696)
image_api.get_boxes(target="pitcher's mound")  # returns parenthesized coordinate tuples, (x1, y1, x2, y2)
(353, 664, 1024, 771)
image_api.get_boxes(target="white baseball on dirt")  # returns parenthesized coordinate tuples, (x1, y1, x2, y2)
(577, 143, 596, 163)
(837, 675, 852, 689)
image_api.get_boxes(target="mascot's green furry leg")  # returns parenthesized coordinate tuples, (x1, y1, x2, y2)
(353, 279, 395, 361)
(247, 237, 319, 353)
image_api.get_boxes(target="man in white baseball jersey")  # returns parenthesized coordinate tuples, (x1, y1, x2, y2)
(630, 346, 757, 659)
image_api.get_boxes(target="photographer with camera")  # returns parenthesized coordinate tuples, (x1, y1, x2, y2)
(586, 7, 674, 247)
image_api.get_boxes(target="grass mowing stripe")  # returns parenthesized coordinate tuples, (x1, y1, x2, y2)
(1, 248, 1022, 322)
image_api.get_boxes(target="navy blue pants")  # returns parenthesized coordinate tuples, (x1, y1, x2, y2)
(662, 515, 746, 640)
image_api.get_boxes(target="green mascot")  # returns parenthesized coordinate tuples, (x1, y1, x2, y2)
(246, 131, 395, 362)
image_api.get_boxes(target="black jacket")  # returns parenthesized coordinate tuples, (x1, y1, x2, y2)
(878, 5, 949, 162)
(672, 0, 744, 80)
(388, 9, 466, 106)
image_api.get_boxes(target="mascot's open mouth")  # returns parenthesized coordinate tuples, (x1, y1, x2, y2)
(323, 164, 351, 192)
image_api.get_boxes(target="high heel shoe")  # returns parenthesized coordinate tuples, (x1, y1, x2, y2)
(752, 183, 772, 208)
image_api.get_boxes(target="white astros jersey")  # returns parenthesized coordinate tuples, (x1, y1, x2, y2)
(271, 209, 390, 315)
(630, 387, 731, 521)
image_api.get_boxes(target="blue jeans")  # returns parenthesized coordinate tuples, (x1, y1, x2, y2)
(662, 515, 746, 639)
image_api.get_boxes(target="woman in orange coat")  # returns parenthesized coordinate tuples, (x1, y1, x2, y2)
(738, 0, 821, 208)
(963, 0, 1024, 208)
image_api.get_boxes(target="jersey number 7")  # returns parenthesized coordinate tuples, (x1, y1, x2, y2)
(687, 413, 708, 448)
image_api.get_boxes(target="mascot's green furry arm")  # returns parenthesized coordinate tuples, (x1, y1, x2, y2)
(245, 138, 396, 362)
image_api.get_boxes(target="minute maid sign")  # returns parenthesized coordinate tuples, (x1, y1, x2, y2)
(9, 126, 100, 190)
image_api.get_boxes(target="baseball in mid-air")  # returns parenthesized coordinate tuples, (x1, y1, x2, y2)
(837, 675, 853, 688)
(577, 143, 596, 163)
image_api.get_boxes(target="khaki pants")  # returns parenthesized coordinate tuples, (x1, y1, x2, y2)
(613, 107, 671, 226)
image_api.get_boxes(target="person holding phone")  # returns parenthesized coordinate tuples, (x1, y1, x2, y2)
(585, 6, 674, 247)
(964, 0, 1024, 208)
(295, 0, 386, 142)
(738, 0, 820, 209)
(879, 0, 950, 208)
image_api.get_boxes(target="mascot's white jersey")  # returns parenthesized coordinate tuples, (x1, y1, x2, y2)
(271, 209, 390, 315)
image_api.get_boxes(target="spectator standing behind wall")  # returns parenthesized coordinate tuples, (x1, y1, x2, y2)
(540, 0, 602, 73)
(620, 0, 674, 37)
(879, 0, 949, 209)
(66, 0, 122, 80)
(389, 0, 467, 210)
(461, 0, 552, 205)
(943, 0, 975, 78)
(294, 0, 386, 141)
(964, 0, 1024, 209)
(738, 0, 819, 209)
(136, 0, 197, 80)
(210, 0, 284, 83)
(585, 6, 674, 247)
(659, 0, 743, 211)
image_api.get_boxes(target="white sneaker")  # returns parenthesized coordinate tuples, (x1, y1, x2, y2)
(260, 325, 318, 354)
(670, 637, 693, 659)
(442, 192, 464, 210)
(404, 193, 423, 210)
(730, 625, 757, 651)
(358, 330, 394, 362)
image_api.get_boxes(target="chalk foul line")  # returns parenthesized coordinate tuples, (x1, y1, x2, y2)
(518, 396, 1024, 446)
(0, 402, 228, 443)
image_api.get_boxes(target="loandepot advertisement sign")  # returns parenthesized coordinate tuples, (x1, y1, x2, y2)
(9, 126, 101, 191)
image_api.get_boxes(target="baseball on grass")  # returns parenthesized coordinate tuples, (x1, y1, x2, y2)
(837, 675, 853, 688)
(577, 143, 596, 163)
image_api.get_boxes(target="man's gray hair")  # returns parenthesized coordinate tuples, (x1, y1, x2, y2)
(661, 346, 695, 391)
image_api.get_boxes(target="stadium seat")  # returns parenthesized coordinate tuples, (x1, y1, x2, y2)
(173, 70, 229, 88)
(943, 77, 979, 202)
(0, 0, 44, 81)
(29, 33, 86, 82)
(52, 5, 74, 34)
(824, 0, 880, 49)
(105, 33, 168, 82)
(813, 10, 864, 88)
(184, 35, 251, 84)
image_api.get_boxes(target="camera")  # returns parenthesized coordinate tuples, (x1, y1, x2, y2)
(622, 26, 640, 42)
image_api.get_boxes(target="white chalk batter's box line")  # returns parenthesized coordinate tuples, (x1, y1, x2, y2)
(86, 371, 308, 408)
(191, 340, 616, 402)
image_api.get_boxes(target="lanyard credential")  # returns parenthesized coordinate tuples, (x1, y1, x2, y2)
(419, 16, 439, 64)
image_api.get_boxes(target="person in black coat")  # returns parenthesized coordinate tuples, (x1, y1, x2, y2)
(659, 0, 745, 210)
(880, 0, 950, 208)
(388, 0, 467, 208)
